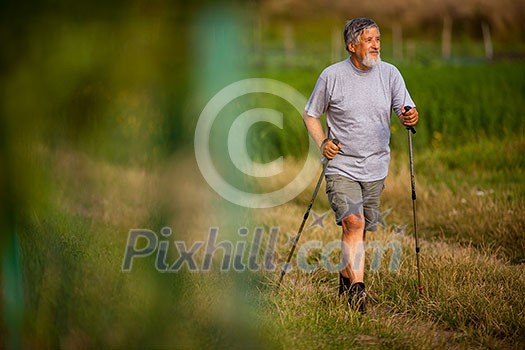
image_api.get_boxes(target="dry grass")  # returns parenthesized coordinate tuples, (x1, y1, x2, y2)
(15, 137, 525, 348)
(253, 149, 525, 349)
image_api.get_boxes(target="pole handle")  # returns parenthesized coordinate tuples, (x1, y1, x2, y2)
(321, 139, 340, 164)
(403, 106, 416, 134)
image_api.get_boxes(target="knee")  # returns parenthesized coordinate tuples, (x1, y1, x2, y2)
(341, 214, 365, 234)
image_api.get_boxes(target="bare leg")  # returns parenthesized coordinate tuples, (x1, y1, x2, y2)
(340, 213, 366, 283)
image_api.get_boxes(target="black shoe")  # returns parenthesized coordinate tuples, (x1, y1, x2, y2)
(349, 282, 367, 315)
(338, 275, 367, 315)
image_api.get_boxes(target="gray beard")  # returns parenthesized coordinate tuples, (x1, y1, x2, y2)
(363, 53, 381, 68)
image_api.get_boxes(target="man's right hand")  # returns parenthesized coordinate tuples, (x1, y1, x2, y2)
(321, 139, 341, 160)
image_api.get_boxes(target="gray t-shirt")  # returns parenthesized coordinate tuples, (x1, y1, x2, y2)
(305, 58, 415, 181)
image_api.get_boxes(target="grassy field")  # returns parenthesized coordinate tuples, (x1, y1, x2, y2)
(11, 134, 524, 348)
(255, 142, 524, 349)
(4, 61, 522, 349)
(248, 61, 525, 348)
(1, 4, 524, 347)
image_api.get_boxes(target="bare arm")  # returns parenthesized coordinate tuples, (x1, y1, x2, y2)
(302, 111, 340, 160)
(302, 111, 326, 147)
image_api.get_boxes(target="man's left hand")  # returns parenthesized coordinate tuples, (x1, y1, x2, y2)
(401, 107, 419, 126)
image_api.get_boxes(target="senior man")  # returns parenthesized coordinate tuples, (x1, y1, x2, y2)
(303, 17, 419, 314)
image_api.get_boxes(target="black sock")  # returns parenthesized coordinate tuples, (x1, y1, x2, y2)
(339, 274, 351, 295)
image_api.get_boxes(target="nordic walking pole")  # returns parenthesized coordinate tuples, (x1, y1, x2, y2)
(404, 106, 423, 294)
(277, 138, 339, 288)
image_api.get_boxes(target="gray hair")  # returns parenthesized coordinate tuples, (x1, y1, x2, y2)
(344, 18, 379, 53)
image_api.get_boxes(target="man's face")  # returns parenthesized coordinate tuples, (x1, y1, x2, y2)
(348, 26, 381, 69)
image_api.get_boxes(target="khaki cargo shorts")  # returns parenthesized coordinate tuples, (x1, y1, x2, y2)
(325, 174, 385, 231)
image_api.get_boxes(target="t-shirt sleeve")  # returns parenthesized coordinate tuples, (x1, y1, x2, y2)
(391, 67, 415, 116)
(305, 75, 329, 118)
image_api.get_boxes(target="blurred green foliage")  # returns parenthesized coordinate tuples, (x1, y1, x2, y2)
(0, 1, 271, 348)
